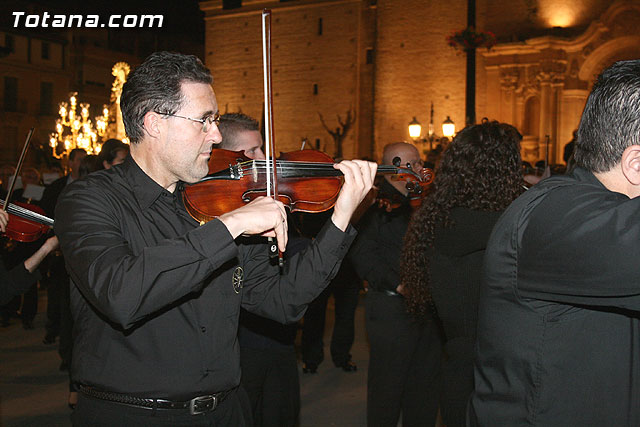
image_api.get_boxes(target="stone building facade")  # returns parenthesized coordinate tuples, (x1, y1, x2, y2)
(484, 1, 640, 162)
(203, 0, 638, 163)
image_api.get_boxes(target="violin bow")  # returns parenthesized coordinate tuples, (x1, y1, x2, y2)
(262, 9, 284, 267)
(3, 128, 34, 213)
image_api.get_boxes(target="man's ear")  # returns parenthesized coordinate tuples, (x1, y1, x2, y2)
(142, 111, 162, 139)
(621, 145, 640, 185)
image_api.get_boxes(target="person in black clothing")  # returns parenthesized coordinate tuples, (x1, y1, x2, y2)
(0, 166, 47, 329)
(469, 60, 640, 425)
(400, 123, 524, 427)
(0, 211, 59, 305)
(40, 148, 86, 346)
(218, 112, 300, 427)
(96, 139, 129, 170)
(54, 51, 376, 425)
(299, 210, 362, 374)
(350, 142, 442, 427)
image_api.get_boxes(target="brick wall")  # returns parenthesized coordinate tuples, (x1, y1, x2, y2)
(203, 0, 369, 159)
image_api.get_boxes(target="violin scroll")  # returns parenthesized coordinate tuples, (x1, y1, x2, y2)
(377, 167, 434, 212)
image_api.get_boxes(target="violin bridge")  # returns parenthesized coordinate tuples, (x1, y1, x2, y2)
(252, 160, 258, 182)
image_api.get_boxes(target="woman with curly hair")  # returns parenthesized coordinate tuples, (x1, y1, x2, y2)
(400, 120, 524, 427)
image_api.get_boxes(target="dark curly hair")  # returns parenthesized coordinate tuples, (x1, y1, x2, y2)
(400, 120, 524, 318)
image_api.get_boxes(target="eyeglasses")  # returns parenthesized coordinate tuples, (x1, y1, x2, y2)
(155, 112, 220, 133)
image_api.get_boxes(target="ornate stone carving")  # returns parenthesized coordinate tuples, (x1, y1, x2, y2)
(500, 68, 519, 92)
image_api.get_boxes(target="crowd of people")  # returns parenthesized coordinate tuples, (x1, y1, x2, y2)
(2, 52, 640, 426)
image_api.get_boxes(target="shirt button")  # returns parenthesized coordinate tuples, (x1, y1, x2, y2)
(201, 326, 206, 333)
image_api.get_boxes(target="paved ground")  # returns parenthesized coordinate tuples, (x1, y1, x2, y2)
(0, 291, 369, 427)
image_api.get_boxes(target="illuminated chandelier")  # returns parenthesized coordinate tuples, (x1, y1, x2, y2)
(49, 92, 109, 159)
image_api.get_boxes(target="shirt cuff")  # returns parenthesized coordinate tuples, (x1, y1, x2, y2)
(315, 218, 357, 259)
(189, 218, 239, 268)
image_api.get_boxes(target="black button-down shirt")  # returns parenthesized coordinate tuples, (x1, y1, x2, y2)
(55, 156, 355, 400)
(470, 167, 640, 426)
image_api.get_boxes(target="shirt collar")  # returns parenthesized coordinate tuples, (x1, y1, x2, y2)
(571, 167, 608, 189)
(121, 155, 175, 210)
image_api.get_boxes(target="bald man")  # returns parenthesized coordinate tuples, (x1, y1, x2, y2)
(350, 142, 442, 427)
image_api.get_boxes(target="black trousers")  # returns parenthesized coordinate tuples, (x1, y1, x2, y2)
(43, 254, 67, 338)
(240, 345, 299, 427)
(301, 261, 361, 367)
(72, 387, 252, 427)
(59, 277, 73, 367)
(1, 238, 39, 323)
(365, 290, 442, 427)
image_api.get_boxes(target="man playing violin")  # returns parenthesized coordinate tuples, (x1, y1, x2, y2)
(54, 51, 376, 426)
(0, 210, 59, 306)
(218, 111, 302, 427)
(349, 142, 442, 427)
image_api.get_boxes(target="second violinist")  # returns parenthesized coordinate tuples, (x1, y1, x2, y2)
(54, 51, 376, 424)
(348, 141, 443, 427)
(375, 142, 429, 213)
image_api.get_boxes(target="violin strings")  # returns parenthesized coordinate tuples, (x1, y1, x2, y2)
(236, 161, 400, 174)
(1, 202, 53, 225)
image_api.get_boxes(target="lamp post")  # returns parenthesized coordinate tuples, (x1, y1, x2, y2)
(408, 113, 455, 154)
(466, 0, 476, 125)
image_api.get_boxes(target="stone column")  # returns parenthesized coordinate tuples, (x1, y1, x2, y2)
(499, 68, 519, 126)
(537, 70, 552, 161)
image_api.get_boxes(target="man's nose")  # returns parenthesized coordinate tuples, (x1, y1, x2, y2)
(208, 124, 223, 144)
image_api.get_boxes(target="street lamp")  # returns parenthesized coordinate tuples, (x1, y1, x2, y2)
(408, 112, 456, 154)
(408, 117, 422, 139)
(442, 116, 456, 138)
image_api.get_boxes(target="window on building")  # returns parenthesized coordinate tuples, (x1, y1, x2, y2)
(313, 83, 318, 95)
(41, 41, 50, 60)
(223, 0, 241, 9)
(366, 48, 374, 64)
(2, 126, 18, 159)
(4, 77, 18, 112)
(40, 82, 53, 115)
(5, 34, 14, 53)
(318, 18, 323, 36)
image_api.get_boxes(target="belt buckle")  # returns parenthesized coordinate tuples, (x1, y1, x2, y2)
(189, 394, 216, 415)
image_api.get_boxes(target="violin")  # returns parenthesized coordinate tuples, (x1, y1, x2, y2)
(182, 148, 426, 223)
(376, 167, 434, 212)
(1, 127, 54, 242)
(1, 200, 53, 242)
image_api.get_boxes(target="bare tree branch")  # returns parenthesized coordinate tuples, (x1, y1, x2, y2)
(318, 108, 356, 158)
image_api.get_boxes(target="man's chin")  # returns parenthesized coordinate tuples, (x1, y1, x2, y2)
(183, 166, 209, 184)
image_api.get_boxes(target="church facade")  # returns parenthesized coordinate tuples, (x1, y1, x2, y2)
(200, 0, 640, 163)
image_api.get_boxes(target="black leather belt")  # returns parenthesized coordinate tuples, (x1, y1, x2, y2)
(78, 385, 234, 415)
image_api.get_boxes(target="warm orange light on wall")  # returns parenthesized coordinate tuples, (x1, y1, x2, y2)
(538, 1, 577, 28)
(547, 8, 574, 27)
